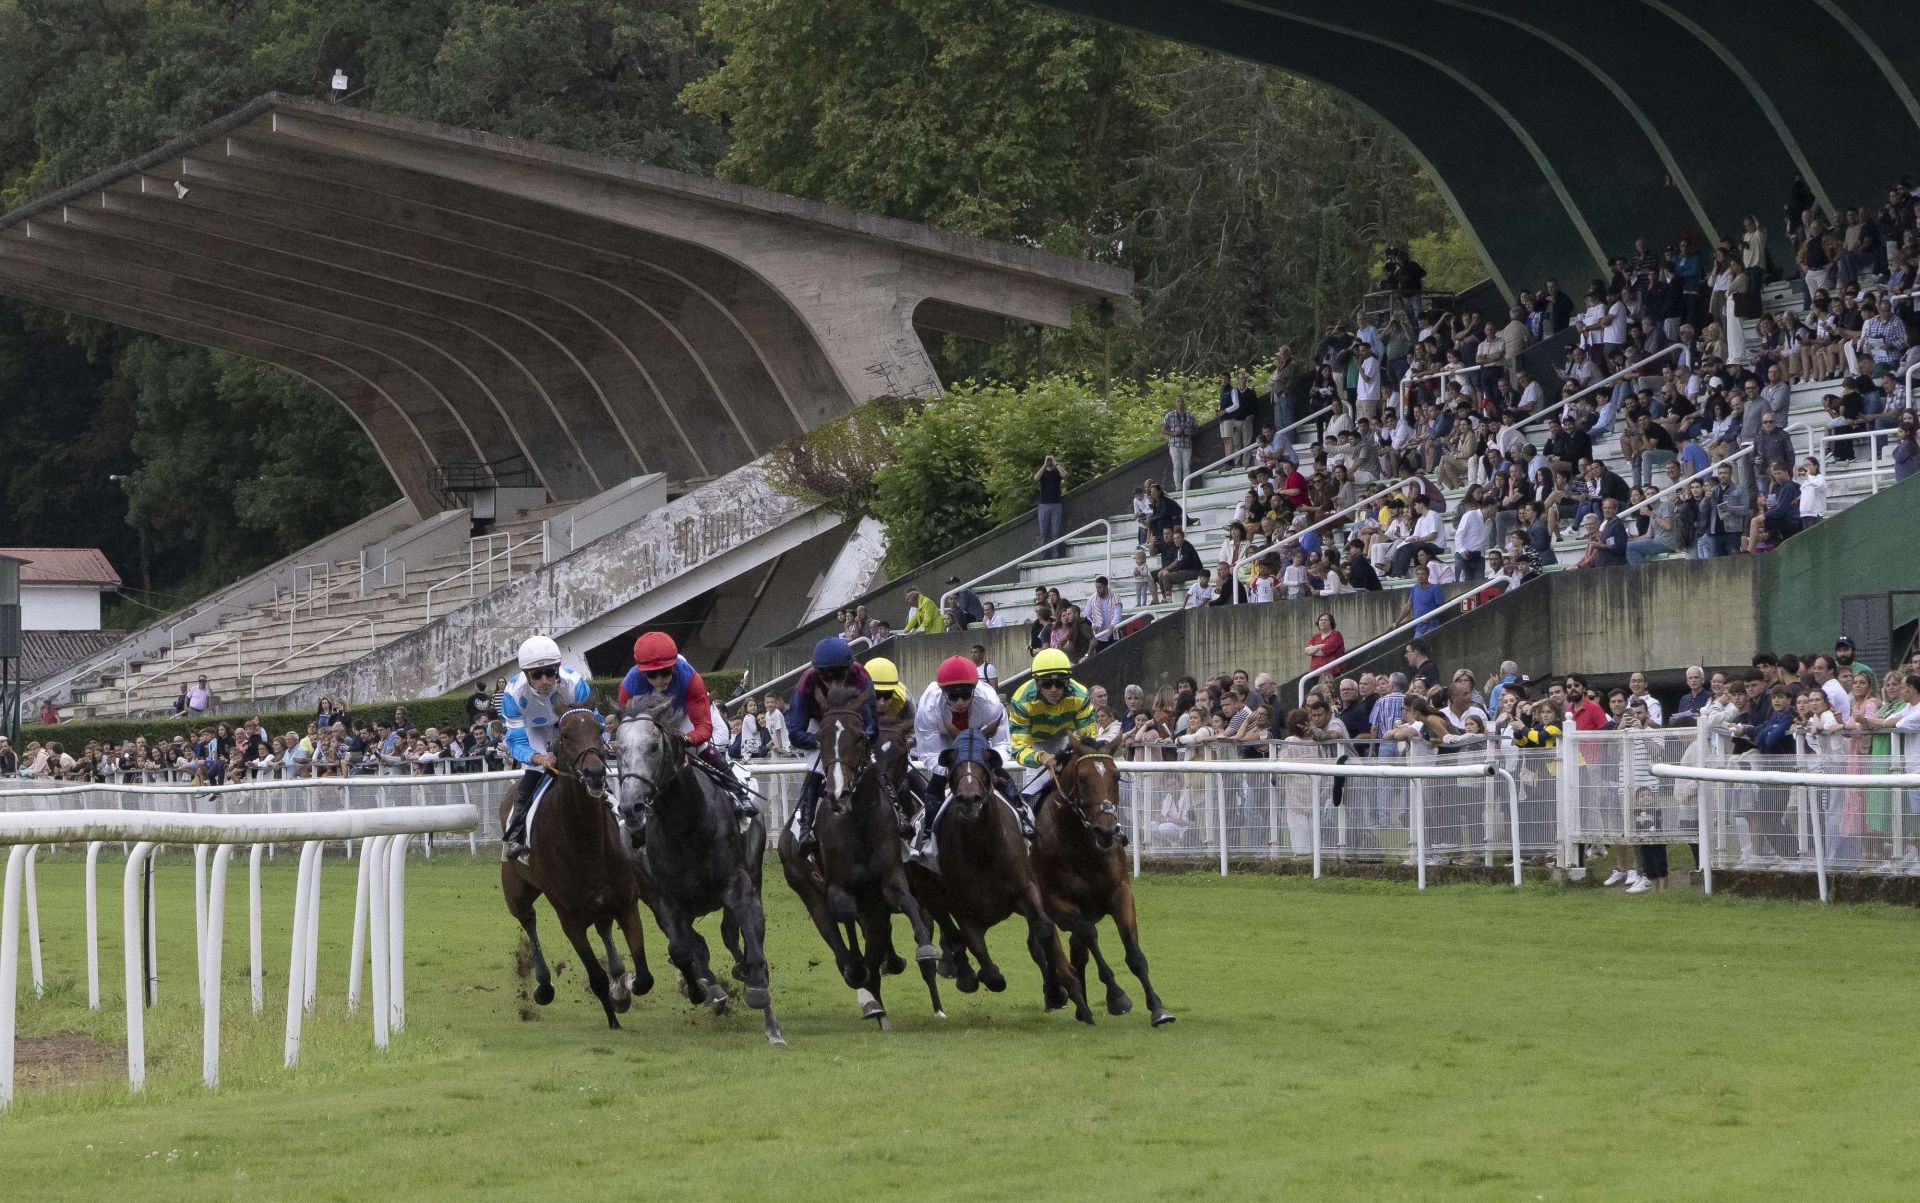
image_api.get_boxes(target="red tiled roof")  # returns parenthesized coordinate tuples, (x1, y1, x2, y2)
(0, 548, 122, 587)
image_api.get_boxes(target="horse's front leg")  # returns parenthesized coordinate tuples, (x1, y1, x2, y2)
(555, 906, 618, 1030)
(881, 869, 940, 965)
(1020, 887, 1092, 1025)
(596, 919, 632, 1014)
(659, 897, 723, 1013)
(614, 902, 655, 999)
(1110, 882, 1175, 1026)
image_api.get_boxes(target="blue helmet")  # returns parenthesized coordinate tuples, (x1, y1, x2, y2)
(811, 636, 854, 669)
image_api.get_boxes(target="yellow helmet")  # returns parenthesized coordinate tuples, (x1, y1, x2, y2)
(865, 656, 907, 699)
(1031, 648, 1074, 679)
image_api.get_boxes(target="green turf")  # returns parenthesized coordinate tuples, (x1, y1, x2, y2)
(4, 851, 1916, 1200)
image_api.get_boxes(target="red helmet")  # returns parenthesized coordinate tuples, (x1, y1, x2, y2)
(935, 656, 979, 689)
(632, 631, 679, 673)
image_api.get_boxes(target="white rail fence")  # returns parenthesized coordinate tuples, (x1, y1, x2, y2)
(0, 798, 477, 1109)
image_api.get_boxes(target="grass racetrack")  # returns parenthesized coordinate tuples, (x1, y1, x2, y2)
(6, 851, 1917, 1200)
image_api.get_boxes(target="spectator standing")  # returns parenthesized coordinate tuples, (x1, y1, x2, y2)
(1033, 455, 1065, 557)
(1304, 613, 1346, 673)
(1219, 372, 1258, 459)
(1162, 393, 1198, 490)
(902, 587, 945, 635)
(1085, 576, 1125, 648)
(465, 679, 494, 726)
(187, 676, 211, 715)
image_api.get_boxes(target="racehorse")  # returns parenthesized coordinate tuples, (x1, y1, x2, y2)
(500, 705, 654, 1029)
(907, 730, 1093, 1025)
(1032, 737, 1176, 1026)
(614, 693, 785, 1047)
(778, 687, 944, 1029)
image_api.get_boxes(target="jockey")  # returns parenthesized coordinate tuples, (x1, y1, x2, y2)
(910, 655, 1011, 852)
(616, 631, 756, 840)
(788, 636, 875, 852)
(865, 656, 916, 727)
(1006, 647, 1096, 831)
(500, 634, 594, 863)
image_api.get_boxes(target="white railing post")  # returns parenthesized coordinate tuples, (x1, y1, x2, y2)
(202, 844, 233, 1088)
(85, 841, 103, 1009)
(1412, 780, 1427, 890)
(123, 841, 159, 1092)
(0, 845, 28, 1109)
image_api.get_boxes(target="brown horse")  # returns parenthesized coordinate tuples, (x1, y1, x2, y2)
(501, 706, 654, 1028)
(1032, 738, 1175, 1026)
(908, 730, 1093, 1025)
(779, 689, 943, 1029)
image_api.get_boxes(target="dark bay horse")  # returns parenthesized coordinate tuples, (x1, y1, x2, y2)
(1032, 738, 1175, 1026)
(615, 694, 785, 1047)
(907, 731, 1093, 1025)
(500, 706, 654, 1029)
(778, 688, 943, 1029)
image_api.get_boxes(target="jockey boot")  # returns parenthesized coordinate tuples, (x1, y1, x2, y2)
(1010, 797, 1037, 842)
(502, 768, 541, 863)
(908, 795, 944, 862)
(795, 770, 823, 852)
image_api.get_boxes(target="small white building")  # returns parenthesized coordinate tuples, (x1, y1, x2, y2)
(1, 548, 122, 631)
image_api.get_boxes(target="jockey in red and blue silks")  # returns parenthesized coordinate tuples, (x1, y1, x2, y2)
(788, 636, 876, 851)
(617, 631, 715, 747)
(616, 631, 756, 836)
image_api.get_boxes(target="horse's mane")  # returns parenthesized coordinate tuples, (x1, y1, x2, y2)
(823, 684, 868, 713)
(622, 691, 685, 730)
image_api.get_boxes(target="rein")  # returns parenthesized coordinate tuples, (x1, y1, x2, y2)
(1054, 752, 1120, 832)
(550, 709, 610, 800)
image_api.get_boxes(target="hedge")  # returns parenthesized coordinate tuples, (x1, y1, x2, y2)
(21, 668, 749, 749)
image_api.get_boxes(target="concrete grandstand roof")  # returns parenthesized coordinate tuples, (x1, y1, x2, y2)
(1046, 0, 1920, 297)
(0, 548, 123, 587)
(0, 94, 1130, 509)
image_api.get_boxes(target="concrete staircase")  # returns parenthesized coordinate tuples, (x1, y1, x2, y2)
(70, 508, 562, 719)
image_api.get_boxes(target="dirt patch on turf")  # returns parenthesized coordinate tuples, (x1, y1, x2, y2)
(13, 1032, 122, 1090)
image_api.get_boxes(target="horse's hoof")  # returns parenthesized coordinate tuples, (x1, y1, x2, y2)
(731, 964, 748, 982)
(856, 988, 886, 1022)
(934, 1009, 948, 1020)
(980, 967, 1007, 993)
(631, 972, 654, 998)
(1150, 1009, 1177, 1027)
(936, 954, 957, 980)
(533, 982, 555, 1006)
(915, 944, 940, 964)
(745, 985, 771, 1010)
(767, 1033, 789, 1048)
(955, 977, 979, 994)
(840, 961, 869, 989)
(703, 980, 729, 1014)
(1107, 992, 1133, 1017)
(613, 992, 632, 1014)
(876, 1014, 893, 1032)
(885, 953, 907, 976)
(607, 1014, 623, 1031)
(1074, 1008, 1095, 1027)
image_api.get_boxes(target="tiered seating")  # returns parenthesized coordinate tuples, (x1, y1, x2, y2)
(68, 507, 568, 719)
(962, 282, 1896, 640)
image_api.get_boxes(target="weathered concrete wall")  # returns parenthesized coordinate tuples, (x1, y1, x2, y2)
(282, 463, 828, 707)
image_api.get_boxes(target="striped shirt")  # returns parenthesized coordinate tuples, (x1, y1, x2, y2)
(1007, 679, 1097, 767)
(1367, 692, 1407, 755)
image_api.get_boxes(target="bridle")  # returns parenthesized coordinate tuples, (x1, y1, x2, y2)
(1053, 750, 1120, 834)
(552, 708, 610, 800)
(819, 705, 875, 809)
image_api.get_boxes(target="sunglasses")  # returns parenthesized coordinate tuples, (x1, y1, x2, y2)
(644, 668, 674, 680)
(1037, 678, 1069, 690)
(527, 667, 559, 681)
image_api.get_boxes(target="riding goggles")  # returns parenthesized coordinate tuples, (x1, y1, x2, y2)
(526, 667, 560, 680)
(942, 685, 974, 702)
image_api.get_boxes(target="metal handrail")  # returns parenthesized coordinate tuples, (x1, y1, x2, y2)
(424, 534, 541, 621)
(722, 636, 873, 713)
(1515, 342, 1682, 438)
(122, 634, 240, 718)
(1297, 575, 1537, 707)
(1819, 429, 1899, 495)
(1614, 445, 1754, 527)
(250, 618, 377, 701)
(1179, 404, 1333, 518)
(353, 554, 408, 599)
(939, 519, 1114, 617)
(1224, 476, 1422, 602)
(1395, 363, 1480, 415)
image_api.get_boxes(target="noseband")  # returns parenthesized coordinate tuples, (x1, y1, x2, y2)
(1055, 752, 1120, 832)
(553, 709, 610, 800)
(819, 706, 876, 805)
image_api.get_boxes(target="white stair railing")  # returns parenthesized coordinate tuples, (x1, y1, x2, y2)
(251, 618, 377, 701)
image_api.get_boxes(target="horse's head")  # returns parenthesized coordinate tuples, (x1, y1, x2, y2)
(940, 729, 1001, 823)
(873, 720, 912, 810)
(615, 693, 685, 816)
(817, 686, 873, 814)
(1055, 734, 1123, 850)
(553, 704, 610, 799)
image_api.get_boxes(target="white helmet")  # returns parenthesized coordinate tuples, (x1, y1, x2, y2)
(516, 635, 563, 671)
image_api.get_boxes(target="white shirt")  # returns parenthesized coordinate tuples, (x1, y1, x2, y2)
(1605, 301, 1628, 344)
(1797, 472, 1828, 518)
(912, 681, 1007, 765)
(1356, 356, 1382, 402)
(1185, 578, 1214, 608)
(1821, 678, 1852, 723)
(1454, 508, 1491, 555)
(1579, 303, 1606, 347)
(1411, 510, 1441, 543)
